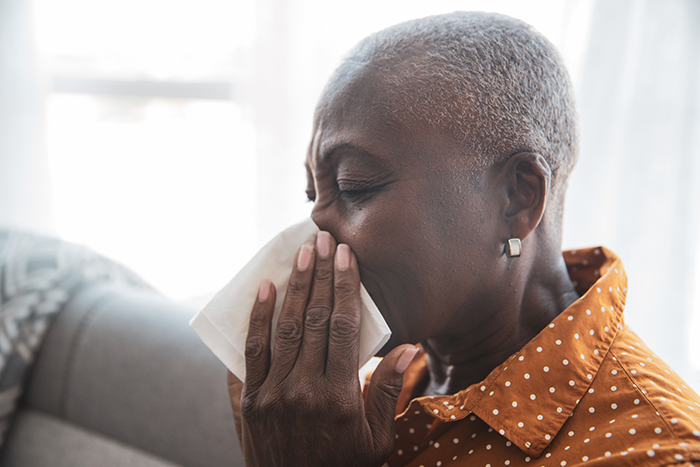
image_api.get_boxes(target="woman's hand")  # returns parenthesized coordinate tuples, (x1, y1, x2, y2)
(227, 232, 418, 467)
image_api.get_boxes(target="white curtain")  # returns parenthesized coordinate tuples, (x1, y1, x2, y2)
(0, 0, 52, 233)
(563, 0, 700, 385)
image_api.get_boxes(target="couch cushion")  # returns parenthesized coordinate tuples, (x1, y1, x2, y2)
(22, 282, 242, 467)
(0, 409, 181, 467)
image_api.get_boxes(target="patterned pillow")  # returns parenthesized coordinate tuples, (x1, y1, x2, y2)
(0, 230, 152, 445)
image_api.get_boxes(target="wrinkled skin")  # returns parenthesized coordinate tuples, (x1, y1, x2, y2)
(227, 62, 579, 466)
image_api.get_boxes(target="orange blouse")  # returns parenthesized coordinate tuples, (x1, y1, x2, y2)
(383, 247, 700, 467)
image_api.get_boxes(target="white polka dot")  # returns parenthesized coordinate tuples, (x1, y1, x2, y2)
(629, 429, 636, 435)
(413, 445, 419, 451)
(675, 454, 684, 461)
(469, 415, 476, 421)
(493, 409, 499, 415)
(409, 428, 415, 434)
(653, 443, 660, 449)
(481, 386, 486, 391)
(589, 407, 595, 413)
(550, 387, 556, 393)
(499, 429, 505, 435)
(610, 419, 615, 424)
(569, 380, 575, 386)
(433, 409, 439, 414)
(530, 394, 537, 400)
(632, 414, 638, 419)
(561, 462, 567, 466)
(580, 354, 586, 360)
(654, 428, 662, 434)
(557, 407, 563, 413)
(545, 434, 551, 440)
(549, 323, 555, 328)
(647, 450, 655, 457)
(486, 444, 492, 450)
(505, 381, 511, 387)
(525, 442, 531, 448)
(671, 418, 679, 424)
(453, 456, 457, 461)
(611, 370, 617, 375)
(611, 403, 618, 409)
(605, 432, 612, 438)
(631, 370, 637, 374)
(586, 309, 592, 315)
(584, 438, 590, 443)
(563, 359, 569, 365)
(490, 391, 495, 396)
(450, 415, 456, 420)
(597, 287, 601, 293)
(568, 316, 574, 321)
(434, 442, 440, 448)
(518, 422, 524, 428)
(605, 451, 611, 457)
(543, 366, 549, 372)
(589, 427, 595, 431)
(398, 449, 403, 455)
(568, 431, 574, 436)
(575, 334, 580, 339)
(519, 356, 525, 361)
(582, 456, 589, 461)
(605, 326, 609, 332)
(524, 373, 530, 379)
(601, 307, 606, 312)
(471, 433, 477, 438)
(611, 386, 617, 392)
(556, 340, 562, 345)
(589, 330, 595, 336)
(512, 401, 518, 407)
(537, 347, 543, 352)
(538, 415, 544, 420)
(693, 430, 700, 436)
(506, 441, 512, 447)
(505, 461, 510, 466)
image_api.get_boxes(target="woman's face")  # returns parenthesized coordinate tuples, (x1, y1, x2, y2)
(306, 70, 509, 353)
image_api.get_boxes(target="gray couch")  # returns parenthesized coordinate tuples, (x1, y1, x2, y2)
(0, 279, 244, 466)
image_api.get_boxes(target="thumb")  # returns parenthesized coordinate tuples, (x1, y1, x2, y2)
(364, 345, 420, 454)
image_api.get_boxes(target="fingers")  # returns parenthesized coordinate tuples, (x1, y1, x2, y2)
(226, 370, 244, 447)
(325, 244, 363, 380)
(364, 345, 419, 455)
(298, 231, 337, 372)
(244, 279, 277, 392)
(267, 244, 315, 382)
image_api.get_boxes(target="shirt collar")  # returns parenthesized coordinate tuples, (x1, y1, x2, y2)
(398, 247, 628, 457)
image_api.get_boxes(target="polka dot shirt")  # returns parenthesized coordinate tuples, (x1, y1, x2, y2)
(381, 247, 700, 466)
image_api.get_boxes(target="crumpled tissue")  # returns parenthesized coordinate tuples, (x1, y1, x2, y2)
(189, 218, 392, 382)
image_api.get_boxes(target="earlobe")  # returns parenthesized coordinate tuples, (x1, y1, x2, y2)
(502, 153, 551, 243)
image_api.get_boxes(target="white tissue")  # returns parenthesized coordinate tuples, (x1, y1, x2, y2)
(189, 218, 392, 382)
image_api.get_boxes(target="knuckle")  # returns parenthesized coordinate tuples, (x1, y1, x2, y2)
(312, 266, 334, 283)
(304, 304, 330, 329)
(244, 336, 267, 360)
(276, 319, 303, 342)
(329, 315, 360, 340)
(333, 279, 357, 297)
(286, 276, 309, 298)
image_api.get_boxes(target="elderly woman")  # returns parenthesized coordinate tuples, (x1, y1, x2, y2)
(228, 11, 700, 467)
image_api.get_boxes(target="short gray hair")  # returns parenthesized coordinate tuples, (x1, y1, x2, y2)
(335, 11, 578, 232)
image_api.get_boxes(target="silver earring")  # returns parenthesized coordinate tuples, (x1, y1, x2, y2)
(506, 238, 522, 257)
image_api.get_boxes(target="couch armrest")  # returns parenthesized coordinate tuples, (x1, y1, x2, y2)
(22, 282, 242, 467)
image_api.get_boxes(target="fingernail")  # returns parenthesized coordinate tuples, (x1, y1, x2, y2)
(317, 231, 331, 258)
(337, 244, 350, 271)
(258, 279, 271, 302)
(297, 244, 313, 271)
(395, 347, 419, 374)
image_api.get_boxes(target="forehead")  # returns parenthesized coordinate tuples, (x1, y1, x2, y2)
(308, 63, 455, 171)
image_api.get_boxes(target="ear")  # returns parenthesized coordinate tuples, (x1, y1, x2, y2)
(502, 153, 551, 242)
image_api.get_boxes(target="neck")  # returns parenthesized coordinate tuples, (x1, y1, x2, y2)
(421, 244, 579, 396)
